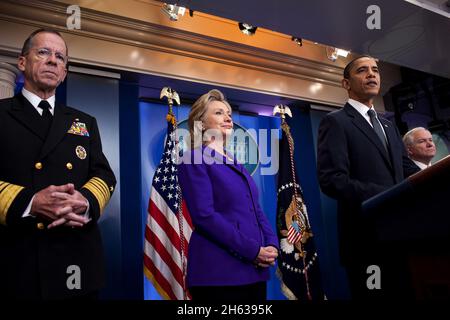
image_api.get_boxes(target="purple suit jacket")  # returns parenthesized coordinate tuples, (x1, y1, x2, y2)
(178, 146, 279, 287)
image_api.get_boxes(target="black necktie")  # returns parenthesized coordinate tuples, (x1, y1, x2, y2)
(38, 100, 53, 137)
(367, 109, 387, 151)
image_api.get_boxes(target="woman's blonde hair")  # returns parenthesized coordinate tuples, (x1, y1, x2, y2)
(188, 89, 232, 149)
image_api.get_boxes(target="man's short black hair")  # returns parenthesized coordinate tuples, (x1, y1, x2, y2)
(343, 55, 377, 79)
(21, 28, 68, 58)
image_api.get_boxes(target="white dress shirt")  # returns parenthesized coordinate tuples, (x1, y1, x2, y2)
(412, 159, 431, 170)
(22, 87, 55, 115)
(347, 99, 387, 140)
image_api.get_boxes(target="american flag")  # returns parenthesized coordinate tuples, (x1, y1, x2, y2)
(144, 114, 193, 300)
(287, 220, 302, 245)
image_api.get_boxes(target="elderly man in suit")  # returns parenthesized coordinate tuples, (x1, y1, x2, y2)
(316, 56, 419, 299)
(403, 127, 436, 170)
(0, 29, 116, 299)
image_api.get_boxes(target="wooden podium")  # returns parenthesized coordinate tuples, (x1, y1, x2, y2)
(362, 155, 450, 299)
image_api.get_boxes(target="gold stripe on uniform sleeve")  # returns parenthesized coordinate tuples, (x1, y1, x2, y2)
(0, 181, 25, 225)
(90, 178, 110, 211)
(0, 181, 9, 192)
(91, 178, 109, 202)
(82, 177, 111, 214)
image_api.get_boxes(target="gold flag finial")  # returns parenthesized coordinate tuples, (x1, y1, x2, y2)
(273, 104, 292, 120)
(160, 87, 180, 124)
(160, 87, 180, 108)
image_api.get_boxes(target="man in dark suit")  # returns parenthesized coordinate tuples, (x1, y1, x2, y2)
(0, 29, 116, 299)
(316, 56, 419, 299)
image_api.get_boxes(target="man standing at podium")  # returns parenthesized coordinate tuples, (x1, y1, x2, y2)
(316, 56, 420, 299)
(403, 127, 436, 170)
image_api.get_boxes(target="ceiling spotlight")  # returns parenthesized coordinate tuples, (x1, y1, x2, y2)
(326, 46, 338, 62)
(238, 22, 258, 36)
(161, 3, 186, 21)
(335, 48, 350, 58)
(326, 46, 350, 62)
(291, 36, 303, 47)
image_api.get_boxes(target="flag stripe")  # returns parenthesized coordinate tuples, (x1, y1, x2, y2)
(143, 252, 179, 300)
(144, 211, 185, 299)
(144, 225, 184, 299)
(144, 237, 184, 297)
(151, 189, 193, 241)
(143, 265, 171, 300)
(144, 217, 184, 286)
(148, 199, 182, 251)
(147, 198, 191, 256)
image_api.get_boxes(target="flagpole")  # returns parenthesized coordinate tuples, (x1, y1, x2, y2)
(160, 87, 189, 300)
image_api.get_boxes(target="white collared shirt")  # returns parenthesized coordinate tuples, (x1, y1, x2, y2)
(412, 159, 431, 170)
(22, 87, 55, 115)
(347, 99, 387, 139)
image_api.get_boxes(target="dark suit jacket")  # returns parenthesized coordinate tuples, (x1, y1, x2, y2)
(316, 103, 419, 264)
(0, 94, 116, 299)
(178, 146, 279, 288)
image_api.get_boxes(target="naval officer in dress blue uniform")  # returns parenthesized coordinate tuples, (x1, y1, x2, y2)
(0, 28, 116, 299)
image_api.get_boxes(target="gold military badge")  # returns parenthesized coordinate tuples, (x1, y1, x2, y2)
(76, 145, 87, 160)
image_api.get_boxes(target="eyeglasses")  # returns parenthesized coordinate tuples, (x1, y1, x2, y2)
(27, 47, 68, 65)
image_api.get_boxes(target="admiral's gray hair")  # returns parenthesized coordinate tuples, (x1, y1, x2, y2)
(21, 28, 68, 64)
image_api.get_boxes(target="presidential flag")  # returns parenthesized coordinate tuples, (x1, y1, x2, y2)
(276, 119, 324, 300)
(144, 112, 193, 300)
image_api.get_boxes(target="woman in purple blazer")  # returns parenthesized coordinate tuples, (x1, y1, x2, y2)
(178, 89, 279, 301)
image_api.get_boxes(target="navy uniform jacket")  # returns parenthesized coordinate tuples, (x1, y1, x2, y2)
(0, 94, 116, 299)
(316, 103, 419, 264)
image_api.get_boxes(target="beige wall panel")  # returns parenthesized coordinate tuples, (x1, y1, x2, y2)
(0, 18, 347, 106)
